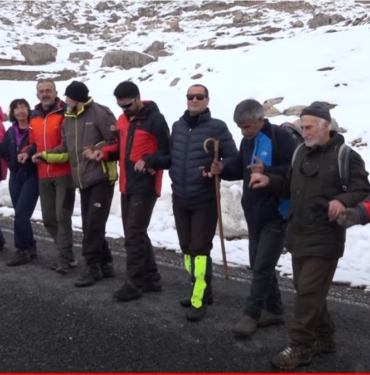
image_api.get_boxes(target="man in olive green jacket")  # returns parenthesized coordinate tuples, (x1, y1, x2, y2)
(35, 81, 118, 287)
(244, 102, 370, 369)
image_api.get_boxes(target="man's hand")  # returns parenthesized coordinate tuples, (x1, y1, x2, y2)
(17, 152, 29, 164)
(337, 208, 362, 228)
(328, 199, 345, 222)
(82, 147, 94, 158)
(247, 156, 264, 174)
(31, 152, 45, 164)
(89, 150, 104, 161)
(199, 166, 213, 178)
(249, 172, 269, 189)
(134, 160, 146, 173)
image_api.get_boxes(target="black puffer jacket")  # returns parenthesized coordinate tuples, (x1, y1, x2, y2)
(147, 108, 238, 199)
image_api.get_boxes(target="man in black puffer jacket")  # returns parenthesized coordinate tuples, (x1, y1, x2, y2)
(139, 84, 238, 322)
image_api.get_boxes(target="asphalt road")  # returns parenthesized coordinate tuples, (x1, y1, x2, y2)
(0, 217, 369, 373)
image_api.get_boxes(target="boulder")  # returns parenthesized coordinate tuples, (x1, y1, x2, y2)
(101, 50, 155, 69)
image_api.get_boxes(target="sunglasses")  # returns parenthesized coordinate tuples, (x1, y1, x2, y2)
(186, 94, 207, 101)
(118, 98, 135, 109)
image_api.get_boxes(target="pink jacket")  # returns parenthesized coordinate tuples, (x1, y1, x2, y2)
(0, 106, 8, 181)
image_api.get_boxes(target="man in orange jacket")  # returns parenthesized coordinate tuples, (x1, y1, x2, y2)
(18, 79, 76, 273)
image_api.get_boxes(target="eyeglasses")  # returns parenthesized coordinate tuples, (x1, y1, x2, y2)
(118, 99, 134, 108)
(186, 94, 207, 101)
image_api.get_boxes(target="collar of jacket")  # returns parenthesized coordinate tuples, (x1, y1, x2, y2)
(32, 97, 67, 118)
(306, 130, 344, 154)
(65, 98, 94, 118)
(180, 108, 211, 126)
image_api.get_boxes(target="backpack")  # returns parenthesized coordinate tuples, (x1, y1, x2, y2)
(280, 122, 304, 146)
(291, 142, 352, 192)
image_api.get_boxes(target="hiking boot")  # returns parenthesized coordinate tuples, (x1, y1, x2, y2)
(101, 262, 115, 278)
(313, 340, 336, 355)
(271, 346, 312, 370)
(113, 282, 143, 302)
(29, 246, 38, 260)
(6, 249, 31, 267)
(186, 305, 207, 322)
(75, 264, 103, 287)
(257, 311, 285, 327)
(143, 272, 162, 293)
(233, 315, 258, 338)
(55, 258, 70, 275)
(50, 258, 78, 271)
(180, 295, 214, 308)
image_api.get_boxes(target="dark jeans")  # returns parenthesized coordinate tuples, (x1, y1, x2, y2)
(39, 175, 75, 261)
(80, 181, 115, 265)
(172, 195, 218, 257)
(290, 257, 338, 348)
(244, 219, 285, 320)
(9, 173, 39, 250)
(121, 193, 158, 288)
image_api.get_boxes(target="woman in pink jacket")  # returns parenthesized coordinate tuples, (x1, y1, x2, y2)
(0, 106, 8, 250)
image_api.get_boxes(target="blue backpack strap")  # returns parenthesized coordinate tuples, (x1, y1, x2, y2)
(338, 144, 351, 192)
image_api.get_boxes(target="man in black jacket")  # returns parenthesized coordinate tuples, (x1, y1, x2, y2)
(140, 84, 238, 322)
(249, 102, 370, 369)
(209, 99, 297, 337)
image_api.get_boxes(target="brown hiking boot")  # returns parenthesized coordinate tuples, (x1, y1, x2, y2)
(271, 346, 312, 370)
(313, 340, 336, 355)
(257, 311, 285, 327)
(6, 249, 31, 267)
(233, 315, 258, 338)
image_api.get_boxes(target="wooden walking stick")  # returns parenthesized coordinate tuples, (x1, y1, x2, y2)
(203, 138, 229, 280)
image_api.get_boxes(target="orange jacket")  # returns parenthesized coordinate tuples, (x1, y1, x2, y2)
(23, 98, 71, 179)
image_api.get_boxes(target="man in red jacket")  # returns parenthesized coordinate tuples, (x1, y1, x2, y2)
(18, 79, 76, 273)
(85, 81, 170, 302)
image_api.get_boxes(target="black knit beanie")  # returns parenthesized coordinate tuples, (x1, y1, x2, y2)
(300, 101, 331, 122)
(65, 81, 89, 102)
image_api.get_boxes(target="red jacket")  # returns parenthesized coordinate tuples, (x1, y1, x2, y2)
(0, 106, 8, 181)
(100, 101, 170, 197)
(22, 98, 71, 179)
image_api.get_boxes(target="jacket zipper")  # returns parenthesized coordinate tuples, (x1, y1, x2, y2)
(74, 117, 83, 189)
(43, 109, 60, 178)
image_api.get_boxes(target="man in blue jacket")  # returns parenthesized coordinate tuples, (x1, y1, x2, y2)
(137, 84, 238, 322)
(210, 99, 297, 337)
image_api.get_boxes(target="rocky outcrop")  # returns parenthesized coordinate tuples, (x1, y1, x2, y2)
(20, 43, 58, 65)
(101, 50, 155, 69)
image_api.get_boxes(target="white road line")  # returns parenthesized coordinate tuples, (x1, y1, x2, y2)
(2, 227, 370, 309)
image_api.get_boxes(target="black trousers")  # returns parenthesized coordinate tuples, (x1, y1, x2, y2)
(290, 257, 338, 348)
(80, 181, 114, 265)
(173, 195, 217, 308)
(172, 195, 218, 257)
(121, 193, 158, 288)
(244, 219, 285, 320)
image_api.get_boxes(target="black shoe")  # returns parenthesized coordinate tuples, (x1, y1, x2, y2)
(29, 246, 38, 260)
(75, 264, 103, 287)
(6, 249, 31, 267)
(143, 272, 162, 293)
(113, 282, 143, 302)
(186, 305, 207, 322)
(180, 295, 214, 308)
(101, 262, 115, 278)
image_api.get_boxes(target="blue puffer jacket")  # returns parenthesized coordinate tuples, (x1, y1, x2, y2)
(147, 108, 238, 199)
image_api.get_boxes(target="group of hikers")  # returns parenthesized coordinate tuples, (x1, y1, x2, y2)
(0, 78, 370, 370)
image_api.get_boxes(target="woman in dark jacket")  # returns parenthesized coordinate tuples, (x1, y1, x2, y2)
(0, 99, 39, 266)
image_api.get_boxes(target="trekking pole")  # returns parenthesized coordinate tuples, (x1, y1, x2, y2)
(203, 138, 229, 280)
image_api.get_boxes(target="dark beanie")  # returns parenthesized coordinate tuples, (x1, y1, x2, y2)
(300, 101, 331, 122)
(64, 81, 89, 102)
